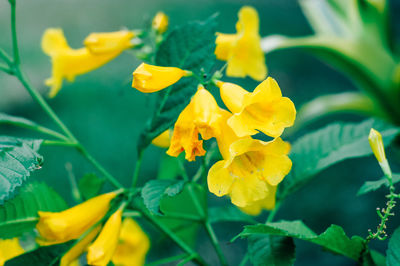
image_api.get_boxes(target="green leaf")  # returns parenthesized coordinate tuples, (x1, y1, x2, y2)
(236, 220, 365, 261)
(0, 137, 44, 203)
(137, 16, 217, 153)
(157, 154, 181, 180)
(248, 235, 295, 266)
(5, 242, 72, 266)
(387, 226, 400, 266)
(141, 179, 186, 215)
(357, 174, 400, 196)
(208, 206, 256, 224)
(362, 250, 386, 266)
(279, 119, 399, 199)
(78, 173, 105, 200)
(0, 182, 67, 239)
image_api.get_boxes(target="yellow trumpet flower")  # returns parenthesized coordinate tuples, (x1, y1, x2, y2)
(239, 185, 277, 216)
(218, 78, 296, 138)
(0, 238, 24, 265)
(167, 85, 221, 161)
(42, 28, 134, 97)
(36, 192, 117, 244)
(87, 209, 123, 266)
(132, 63, 188, 93)
(112, 218, 150, 266)
(215, 6, 267, 81)
(151, 129, 171, 148)
(152, 12, 169, 34)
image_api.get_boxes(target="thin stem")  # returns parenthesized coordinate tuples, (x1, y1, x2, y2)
(0, 63, 13, 75)
(65, 162, 82, 203)
(238, 253, 249, 266)
(177, 254, 197, 266)
(204, 221, 228, 266)
(0, 48, 13, 67)
(266, 201, 281, 224)
(123, 210, 142, 218)
(9, 0, 20, 66)
(131, 150, 144, 188)
(41, 140, 78, 147)
(146, 254, 188, 266)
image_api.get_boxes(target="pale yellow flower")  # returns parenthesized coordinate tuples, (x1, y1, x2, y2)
(167, 85, 221, 161)
(215, 6, 267, 81)
(112, 218, 150, 266)
(239, 185, 277, 216)
(151, 129, 171, 148)
(152, 12, 169, 34)
(132, 63, 187, 93)
(0, 238, 24, 265)
(87, 209, 123, 266)
(42, 29, 134, 97)
(368, 128, 386, 163)
(218, 78, 296, 138)
(36, 192, 117, 244)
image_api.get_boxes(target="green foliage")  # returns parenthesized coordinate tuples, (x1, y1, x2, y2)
(362, 250, 386, 266)
(248, 235, 295, 266)
(78, 173, 105, 200)
(137, 16, 217, 153)
(208, 206, 256, 224)
(5, 242, 72, 266)
(357, 174, 400, 196)
(157, 154, 181, 180)
(0, 137, 44, 203)
(141, 179, 186, 215)
(387, 226, 400, 266)
(236, 220, 365, 261)
(0, 182, 67, 239)
(279, 119, 399, 199)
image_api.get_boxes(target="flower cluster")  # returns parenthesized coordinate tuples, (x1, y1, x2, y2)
(36, 192, 149, 266)
(132, 7, 295, 215)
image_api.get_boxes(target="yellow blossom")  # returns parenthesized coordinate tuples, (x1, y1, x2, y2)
(132, 63, 187, 93)
(87, 209, 123, 266)
(112, 218, 150, 266)
(0, 238, 24, 265)
(218, 78, 296, 138)
(239, 185, 277, 216)
(368, 128, 386, 163)
(36, 192, 117, 244)
(152, 12, 169, 34)
(215, 6, 267, 81)
(167, 85, 221, 161)
(151, 130, 171, 148)
(42, 29, 134, 97)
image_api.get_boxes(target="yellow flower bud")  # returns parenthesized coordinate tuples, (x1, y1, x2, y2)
(0, 238, 24, 265)
(42, 29, 134, 97)
(152, 12, 169, 34)
(112, 218, 150, 266)
(368, 128, 386, 163)
(36, 192, 117, 244)
(87, 209, 123, 266)
(151, 129, 171, 148)
(132, 63, 187, 93)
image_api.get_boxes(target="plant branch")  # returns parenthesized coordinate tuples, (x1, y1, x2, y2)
(131, 150, 144, 188)
(146, 254, 188, 266)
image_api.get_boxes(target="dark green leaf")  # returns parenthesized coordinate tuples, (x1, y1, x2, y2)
(362, 249, 386, 266)
(236, 220, 365, 261)
(208, 206, 256, 224)
(78, 173, 105, 200)
(141, 179, 185, 215)
(248, 235, 295, 266)
(0, 182, 67, 239)
(5, 242, 72, 266)
(357, 174, 400, 196)
(137, 16, 217, 153)
(387, 226, 400, 266)
(0, 136, 43, 203)
(279, 119, 399, 199)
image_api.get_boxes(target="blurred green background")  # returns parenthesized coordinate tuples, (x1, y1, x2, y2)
(0, 0, 399, 265)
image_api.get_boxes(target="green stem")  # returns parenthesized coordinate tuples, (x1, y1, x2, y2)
(41, 140, 77, 147)
(177, 254, 197, 266)
(0, 48, 13, 67)
(204, 221, 228, 266)
(123, 210, 142, 218)
(266, 201, 281, 224)
(131, 150, 144, 188)
(9, 0, 19, 66)
(65, 162, 82, 203)
(238, 253, 249, 266)
(146, 254, 188, 266)
(0, 63, 13, 75)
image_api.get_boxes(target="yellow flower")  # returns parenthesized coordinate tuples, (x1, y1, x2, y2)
(152, 12, 169, 34)
(36, 192, 117, 244)
(0, 238, 24, 265)
(215, 6, 267, 81)
(87, 209, 123, 266)
(132, 63, 187, 93)
(60, 226, 101, 266)
(42, 28, 134, 97)
(112, 218, 150, 266)
(167, 85, 221, 161)
(151, 129, 171, 148)
(218, 78, 296, 138)
(239, 185, 277, 216)
(368, 128, 386, 163)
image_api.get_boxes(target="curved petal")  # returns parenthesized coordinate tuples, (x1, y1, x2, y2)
(207, 160, 234, 197)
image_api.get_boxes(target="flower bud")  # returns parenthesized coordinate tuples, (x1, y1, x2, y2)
(152, 12, 169, 34)
(368, 128, 386, 163)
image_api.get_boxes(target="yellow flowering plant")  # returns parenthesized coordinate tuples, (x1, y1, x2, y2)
(0, 1, 400, 266)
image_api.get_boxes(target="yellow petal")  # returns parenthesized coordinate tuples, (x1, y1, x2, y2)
(87, 209, 123, 266)
(207, 160, 234, 197)
(84, 30, 135, 54)
(217, 81, 248, 114)
(132, 63, 186, 93)
(215, 33, 236, 61)
(369, 128, 386, 163)
(0, 238, 24, 265)
(152, 12, 169, 34)
(239, 185, 277, 216)
(151, 130, 171, 148)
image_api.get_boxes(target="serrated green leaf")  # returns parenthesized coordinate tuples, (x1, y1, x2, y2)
(78, 173, 105, 200)
(237, 221, 365, 261)
(387, 226, 400, 266)
(208, 206, 256, 224)
(0, 137, 44, 203)
(357, 174, 400, 196)
(5, 242, 72, 266)
(137, 16, 217, 153)
(248, 235, 295, 266)
(141, 179, 186, 215)
(0, 182, 67, 239)
(279, 119, 399, 199)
